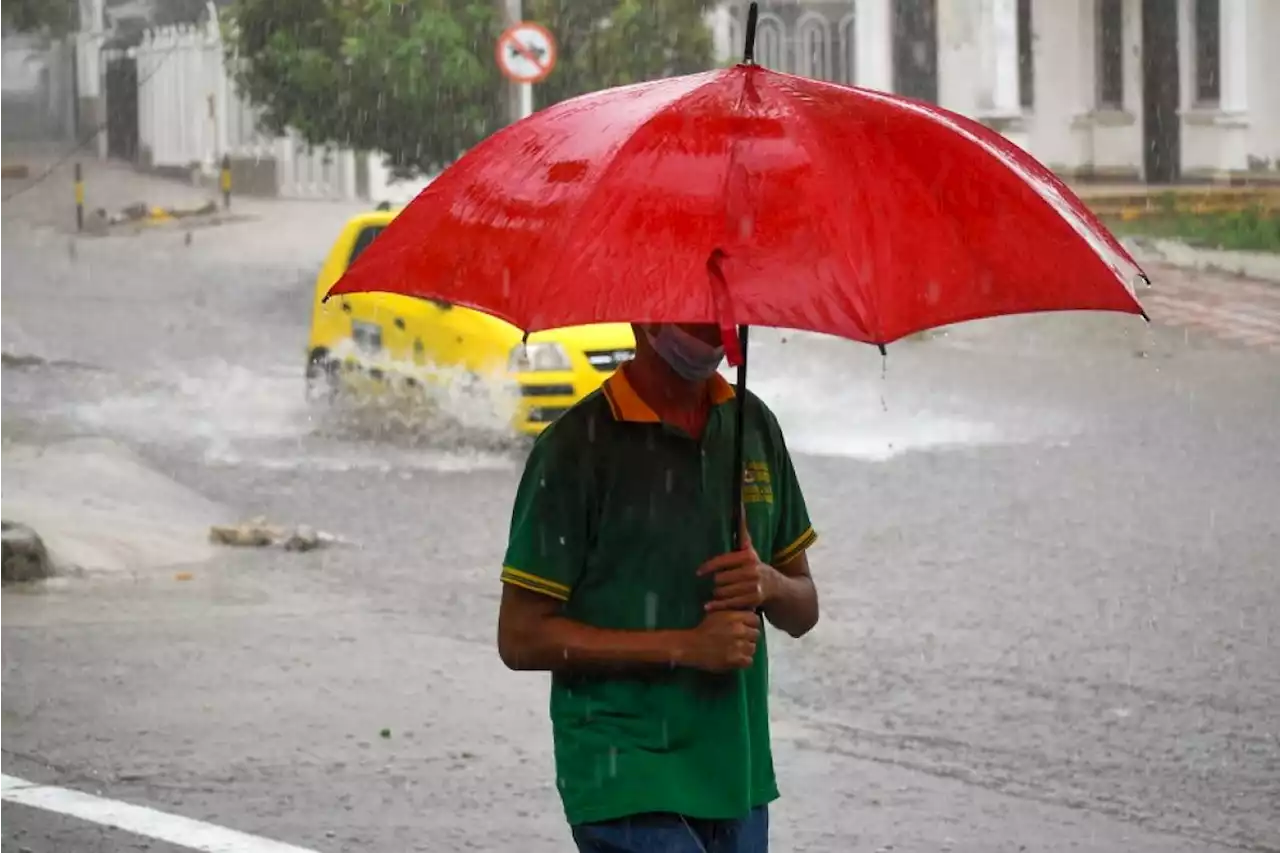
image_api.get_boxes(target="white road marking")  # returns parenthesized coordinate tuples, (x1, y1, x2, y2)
(1, 775, 320, 853)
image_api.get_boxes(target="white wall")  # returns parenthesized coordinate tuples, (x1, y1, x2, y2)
(937, 0, 1020, 119)
(1093, 0, 1144, 175)
(1174, 0, 1279, 175)
(2, 36, 52, 93)
(1022, 0, 1089, 171)
(970, 0, 1280, 179)
(855, 0, 893, 92)
(1001, 0, 1142, 178)
(707, 4, 734, 63)
(133, 21, 227, 172)
(1250, 0, 1280, 170)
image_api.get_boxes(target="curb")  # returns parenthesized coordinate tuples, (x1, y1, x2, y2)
(1121, 237, 1280, 284)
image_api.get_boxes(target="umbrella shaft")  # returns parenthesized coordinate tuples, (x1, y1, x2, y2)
(730, 325, 750, 550)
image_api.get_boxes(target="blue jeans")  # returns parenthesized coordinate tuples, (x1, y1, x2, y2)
(571, 807, 768, 853)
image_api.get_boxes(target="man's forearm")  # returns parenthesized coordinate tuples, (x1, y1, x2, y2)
(763, 570, 819, 638)
(502, 615, 688, 673)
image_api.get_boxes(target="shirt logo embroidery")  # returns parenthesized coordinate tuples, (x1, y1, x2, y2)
(742, 461, 773, 504)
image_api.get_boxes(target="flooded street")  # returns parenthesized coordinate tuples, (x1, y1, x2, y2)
(4, 164, 1279, 853)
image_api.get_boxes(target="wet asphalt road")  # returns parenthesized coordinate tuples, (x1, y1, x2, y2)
(3, 164, 1279, 852)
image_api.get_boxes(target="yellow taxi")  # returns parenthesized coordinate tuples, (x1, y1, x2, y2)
(306, 209, 635, 435)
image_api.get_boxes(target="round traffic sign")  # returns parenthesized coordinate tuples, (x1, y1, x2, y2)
(496, 22, 557, 84)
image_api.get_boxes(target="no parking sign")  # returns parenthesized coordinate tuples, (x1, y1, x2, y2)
(495, 22, 557, 84)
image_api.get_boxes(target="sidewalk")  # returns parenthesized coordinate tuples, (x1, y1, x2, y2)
(1122, 236, 1280, 284)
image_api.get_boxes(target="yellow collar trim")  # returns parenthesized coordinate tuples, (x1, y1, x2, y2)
(603, 367, 735, 423)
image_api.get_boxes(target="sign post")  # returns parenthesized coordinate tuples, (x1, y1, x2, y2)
(495, 22, 557, 121)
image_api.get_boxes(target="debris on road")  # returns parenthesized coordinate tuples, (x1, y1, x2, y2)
(2, 521, 54, 583)
(100, 200, 219, 226)
(208, 517, 346, 552)
(208, 519, 276, 548)
(72, 200, 253, 239)
(283, 524, 322, 552)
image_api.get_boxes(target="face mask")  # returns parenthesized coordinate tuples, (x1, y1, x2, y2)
(644, 325, 725, 382)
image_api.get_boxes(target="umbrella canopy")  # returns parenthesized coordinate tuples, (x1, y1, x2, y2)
(327, 40, 1147, 348)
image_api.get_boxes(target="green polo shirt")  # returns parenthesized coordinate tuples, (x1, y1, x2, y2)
(500, 368, 817, 827)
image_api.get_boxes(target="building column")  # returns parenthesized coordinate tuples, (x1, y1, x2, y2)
(1067, 0, 1099, 174)
(974, 0, 1027, 147)
(1219, 0, 1248, 113)
(705, 5, 734, 65)
(979, 0, 1021, 116)
(855, 0, 894, 92)
(1215, 0, 1252, 171)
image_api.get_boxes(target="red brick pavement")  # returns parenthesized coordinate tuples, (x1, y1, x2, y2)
(1140, 262, 1280, 353)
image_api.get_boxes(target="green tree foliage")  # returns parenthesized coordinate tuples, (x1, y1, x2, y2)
(2, 0, 76, 34)
(225, 0, 713, 176)
(226, 0, 502, 176)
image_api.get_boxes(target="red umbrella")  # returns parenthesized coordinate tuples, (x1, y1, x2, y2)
(328, 2, 1148, 541)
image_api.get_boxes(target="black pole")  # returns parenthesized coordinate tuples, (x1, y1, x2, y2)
(743, 2, 758, 64)
(220, 154, 232, 210)
(729, 325, 750, 550)
(74, 162, 84, 232)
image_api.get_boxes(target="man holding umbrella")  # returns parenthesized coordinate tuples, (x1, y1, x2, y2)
(498, 321, 821, 853)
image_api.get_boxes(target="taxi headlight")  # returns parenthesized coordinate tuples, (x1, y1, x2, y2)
(509, 341, 572, 372)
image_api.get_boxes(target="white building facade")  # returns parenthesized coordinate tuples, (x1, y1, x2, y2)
(710, 0, 1280, 183)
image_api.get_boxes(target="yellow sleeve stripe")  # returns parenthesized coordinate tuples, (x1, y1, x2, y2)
(501, 566, 571, 601)
(772, 527, 817, 565)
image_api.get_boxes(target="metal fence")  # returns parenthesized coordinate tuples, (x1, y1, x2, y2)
(131, 22, 225, 173)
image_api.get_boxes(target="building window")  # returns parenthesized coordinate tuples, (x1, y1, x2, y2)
(795, 14, 831, 80)
(1096, 0, 1124, 108)
(838, 12, 857, 84)
(1194, 0, 1220, 104)
(755, 14, 787, 71)
(1017, 0, 1034, 108)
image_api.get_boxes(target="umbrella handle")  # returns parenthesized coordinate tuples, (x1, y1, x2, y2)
(729, 325, 749, 551)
